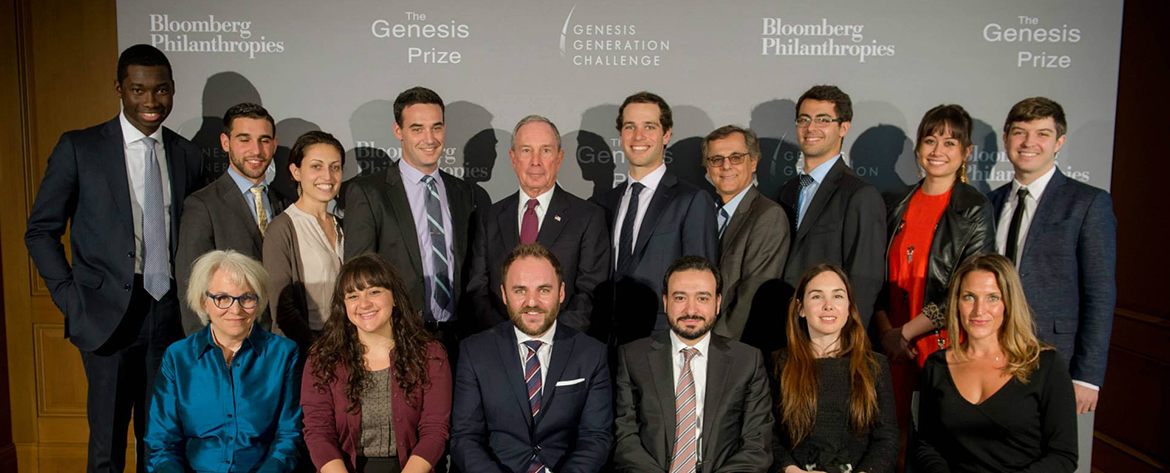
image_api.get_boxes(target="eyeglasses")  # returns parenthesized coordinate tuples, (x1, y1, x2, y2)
(705, 152, 753, 167)
(795, 116, 846, 128)
(206, 291, 260, 310)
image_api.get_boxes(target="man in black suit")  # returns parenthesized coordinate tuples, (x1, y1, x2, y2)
(465, 115, 610, 335)
(776, 85, 885, 328)
(614, 255, 773, 472)
(451, 243, 612, 473)
(344, 86, 476, 359)
(593, 92, 719, 347)
(24, 45, 203, 473)
(989, 97, 1116, 473)
(175, 102, 284, 334)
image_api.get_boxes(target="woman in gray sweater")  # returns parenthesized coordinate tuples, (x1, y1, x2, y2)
(264, 131, 345, 350)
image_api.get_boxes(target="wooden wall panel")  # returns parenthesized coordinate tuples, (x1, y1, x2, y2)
(34, 325, 86, 416)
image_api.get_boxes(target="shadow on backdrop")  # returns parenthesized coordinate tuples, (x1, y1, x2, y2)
(271, 118, 322, 204)
(347, 99, 397, 181)
(192, 72, 262, 187)
(750, 99, 801, 201)
(850, 124, 912, 196)
(665, 105, 716, 197)
(447, 101, 501, 209)
(575, 104, 620, 200)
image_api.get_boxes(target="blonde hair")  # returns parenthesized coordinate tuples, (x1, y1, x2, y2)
(185, 250, 269, 325)
(944, 254, 1049, 382)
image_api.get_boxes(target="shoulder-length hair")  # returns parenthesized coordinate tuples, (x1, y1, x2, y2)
(307, 253, 435, 411)
(945, 254, 1048, 382)
(774, 264, 881, 446)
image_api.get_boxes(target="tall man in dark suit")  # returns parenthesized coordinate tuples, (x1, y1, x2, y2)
(989, 97, 1116, 473)
(777, 85, 885, 328)
(344, 86, 476, 359)
(451, 243, 612, 473)
(614, 256, 773, 472)
(594, 92, 720, 347)
(465, 115, 610, 335)
(702, 125, 790, 353)
(25, 45, 203, 473)
(175, 102, 284, 334)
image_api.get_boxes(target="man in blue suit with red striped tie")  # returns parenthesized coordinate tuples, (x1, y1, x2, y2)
(451, 243, 612, 473)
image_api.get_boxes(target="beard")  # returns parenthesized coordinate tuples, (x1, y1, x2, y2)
(509, 303, 560, 337)
(669, 314, 714, 341)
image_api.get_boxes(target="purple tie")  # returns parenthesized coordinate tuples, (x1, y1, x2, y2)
(520, 198, 539, 244)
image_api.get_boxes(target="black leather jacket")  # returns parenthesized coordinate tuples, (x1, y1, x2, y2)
(882, 181, 996, 318)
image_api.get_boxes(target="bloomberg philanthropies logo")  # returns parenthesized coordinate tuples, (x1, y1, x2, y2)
(761, 17, 895, 63)
(149, 14, 284, 59)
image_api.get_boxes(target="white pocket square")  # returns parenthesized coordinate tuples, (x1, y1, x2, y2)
(555, 378, 585, 387)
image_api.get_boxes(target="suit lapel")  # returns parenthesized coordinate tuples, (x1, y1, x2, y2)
(600, 182, 627, 226)
(720, 187, 758, 254)
(100, 118, 135, 240)
(988, 184, 1009, 227)
(162, 127, 187, 255)
(630, 171, 677, 269)
(1020, 169, 1066, 266)
(216, 173, 264, 254)
(700, 337, 731, 469)
(494, 325, 535, 430)
(496, 192, 521, 249)
(795, 160, 845, 241)
(535, 327, 575, 425)
(536, 186, 570, 245)
(648, 335, 677, 461)
(385, 162, 424, 278)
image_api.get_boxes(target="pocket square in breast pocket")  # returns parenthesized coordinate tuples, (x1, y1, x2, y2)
(555, 378, 585, 387)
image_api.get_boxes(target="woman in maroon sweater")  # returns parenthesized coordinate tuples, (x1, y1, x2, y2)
(301, 254, 452, 473)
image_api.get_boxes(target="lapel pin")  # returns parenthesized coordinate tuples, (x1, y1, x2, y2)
(554, 215, 562, 222)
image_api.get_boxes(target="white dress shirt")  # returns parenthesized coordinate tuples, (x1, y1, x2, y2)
(119, 112, 173, 274)
(613, 163, 668, 265)
(996, 165, 1056, 266)
(669, 330, 711, 444)
(514, 321, 558, 395)
(517, 186, 556, 235)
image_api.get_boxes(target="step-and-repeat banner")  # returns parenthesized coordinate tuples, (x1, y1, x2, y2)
(117, 0, 1123, 202)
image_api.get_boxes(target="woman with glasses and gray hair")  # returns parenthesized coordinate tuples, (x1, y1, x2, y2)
(145, 249, 304, 472)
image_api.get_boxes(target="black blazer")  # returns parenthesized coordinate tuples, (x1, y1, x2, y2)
(777, 159, 886, 327)
(592, 169, 719, 345)
(988, 169, 1116, 386)
(175, 171, 287, 334)
(613, 331, 773, 472)
(25, 116, 203, 351)
(450, 322, 613, 473)
(464, 186, 611, 335)
(343, 159, 476, 319)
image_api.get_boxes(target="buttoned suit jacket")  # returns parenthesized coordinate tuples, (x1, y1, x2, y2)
(175, 171, 286, 334)
(714, 186, 790, 347)
(343, 159, 476, 320)
(464, 186, 611, 335)
(777, 158, 886, 328)
(592, 169, 719, 345)
(25, 116, 203, 351)
(613, 331, 773, 473)
(450, 322, 613, 473)
(988, 168, 1116, 386)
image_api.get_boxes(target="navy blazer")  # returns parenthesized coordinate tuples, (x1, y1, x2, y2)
(464, 186, 611, 335)
(450, 322, 613, 473)
(592, 169, 719, 345)
(25, 116, 203, 351)
(989, 169, 1116, 386)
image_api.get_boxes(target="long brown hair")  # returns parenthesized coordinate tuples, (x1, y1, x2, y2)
(774, 264, 881, 446)
(944, 254, 1048, 382)
(308, 253, 435, 411)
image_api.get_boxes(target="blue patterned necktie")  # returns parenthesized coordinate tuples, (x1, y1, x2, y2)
(422, 175, 452, 320)
(796, 173, 816, 228)
(523, 340, 546, 473)
(141, 136, 169, 301)
(717, 207, 730, 239)
(617, 182, 645, 272)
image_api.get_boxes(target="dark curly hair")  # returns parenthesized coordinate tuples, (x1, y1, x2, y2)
(308, 253, 435, 411)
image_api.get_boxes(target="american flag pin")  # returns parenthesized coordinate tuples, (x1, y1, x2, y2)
(554, 215, 562, 221)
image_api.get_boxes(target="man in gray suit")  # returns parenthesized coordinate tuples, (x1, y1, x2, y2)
(989, 97, 1116, 473)
(614, 256, 773, 473)
(703, 125, 790, 353)
(176, 102, 283, 334)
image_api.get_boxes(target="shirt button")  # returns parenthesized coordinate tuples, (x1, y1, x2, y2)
(227, 414, 233, 418)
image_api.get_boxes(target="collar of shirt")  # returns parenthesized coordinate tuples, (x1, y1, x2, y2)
(803, 153, 841, 184)
(227, 165, 268, 194)
(513, 320, 558, 350)
(1010, 164, 1057, 204)
(518, 185, 556, 220)
(399, 159, 440, 186)
(198, 322, 262, 360)
(119, 110, 163, 148)
(627, 162, 668, 196)
(668, 329, 712, 359)
(719, 184, 753, 218)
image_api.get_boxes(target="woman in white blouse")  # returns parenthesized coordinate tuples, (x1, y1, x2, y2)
(264, 131, 345, 350)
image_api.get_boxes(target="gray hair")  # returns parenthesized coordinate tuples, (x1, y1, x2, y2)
(702, 124, 761, 160)
(185, 250, 269, 325)
(510, 115, 562, 150)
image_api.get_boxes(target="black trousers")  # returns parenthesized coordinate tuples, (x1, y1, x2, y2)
(77, 276, 183, 473)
